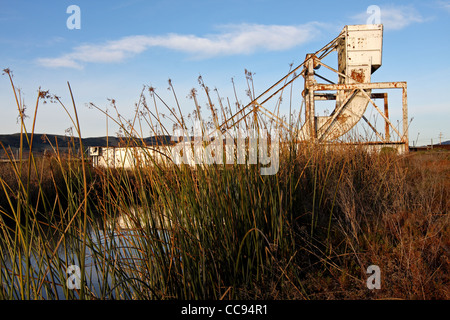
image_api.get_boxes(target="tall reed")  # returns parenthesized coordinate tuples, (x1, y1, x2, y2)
(0, 70, 448, 299)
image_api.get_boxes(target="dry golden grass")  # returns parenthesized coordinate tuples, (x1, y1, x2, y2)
(288, 150, 449, 300)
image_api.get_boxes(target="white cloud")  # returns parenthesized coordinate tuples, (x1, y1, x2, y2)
(37, 56, 83, 69)
(353, 5, 424, 30)
(436, 1, 450, 12)
(36, 23, 320, 69)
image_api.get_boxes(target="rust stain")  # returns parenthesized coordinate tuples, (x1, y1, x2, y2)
(350, 69, 365, 83)
(337, 114, 350, 126)
(313, 82, 406, 91)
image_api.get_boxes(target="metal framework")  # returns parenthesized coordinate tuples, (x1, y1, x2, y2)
(303, 53, 409, 152)
(215, 24, 409, 153)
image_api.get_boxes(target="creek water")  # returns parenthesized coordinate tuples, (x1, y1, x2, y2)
(0, 210, 169, 299)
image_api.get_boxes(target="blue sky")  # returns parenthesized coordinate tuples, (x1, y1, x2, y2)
(0, 0, 449, 145)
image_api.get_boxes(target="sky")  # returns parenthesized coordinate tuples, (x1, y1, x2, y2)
(0, 0, 449, 146)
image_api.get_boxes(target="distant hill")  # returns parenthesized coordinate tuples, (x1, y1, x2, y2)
(0, 133, 174, 153)
(410, 140, 450, 152)
(416, 140, 450, 147)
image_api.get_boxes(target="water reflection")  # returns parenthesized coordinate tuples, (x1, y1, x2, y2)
(0, 207, 171, 299)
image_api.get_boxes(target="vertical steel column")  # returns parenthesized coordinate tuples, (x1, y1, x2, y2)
(384, 93, 390, 141)
(304, 55, 317, 139)
(402, 86, 409, 151)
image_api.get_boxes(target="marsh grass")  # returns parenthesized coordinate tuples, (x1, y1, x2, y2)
(0, 69, 448, 300)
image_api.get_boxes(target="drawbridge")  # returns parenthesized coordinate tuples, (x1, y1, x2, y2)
(217, 24, 409, 153)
